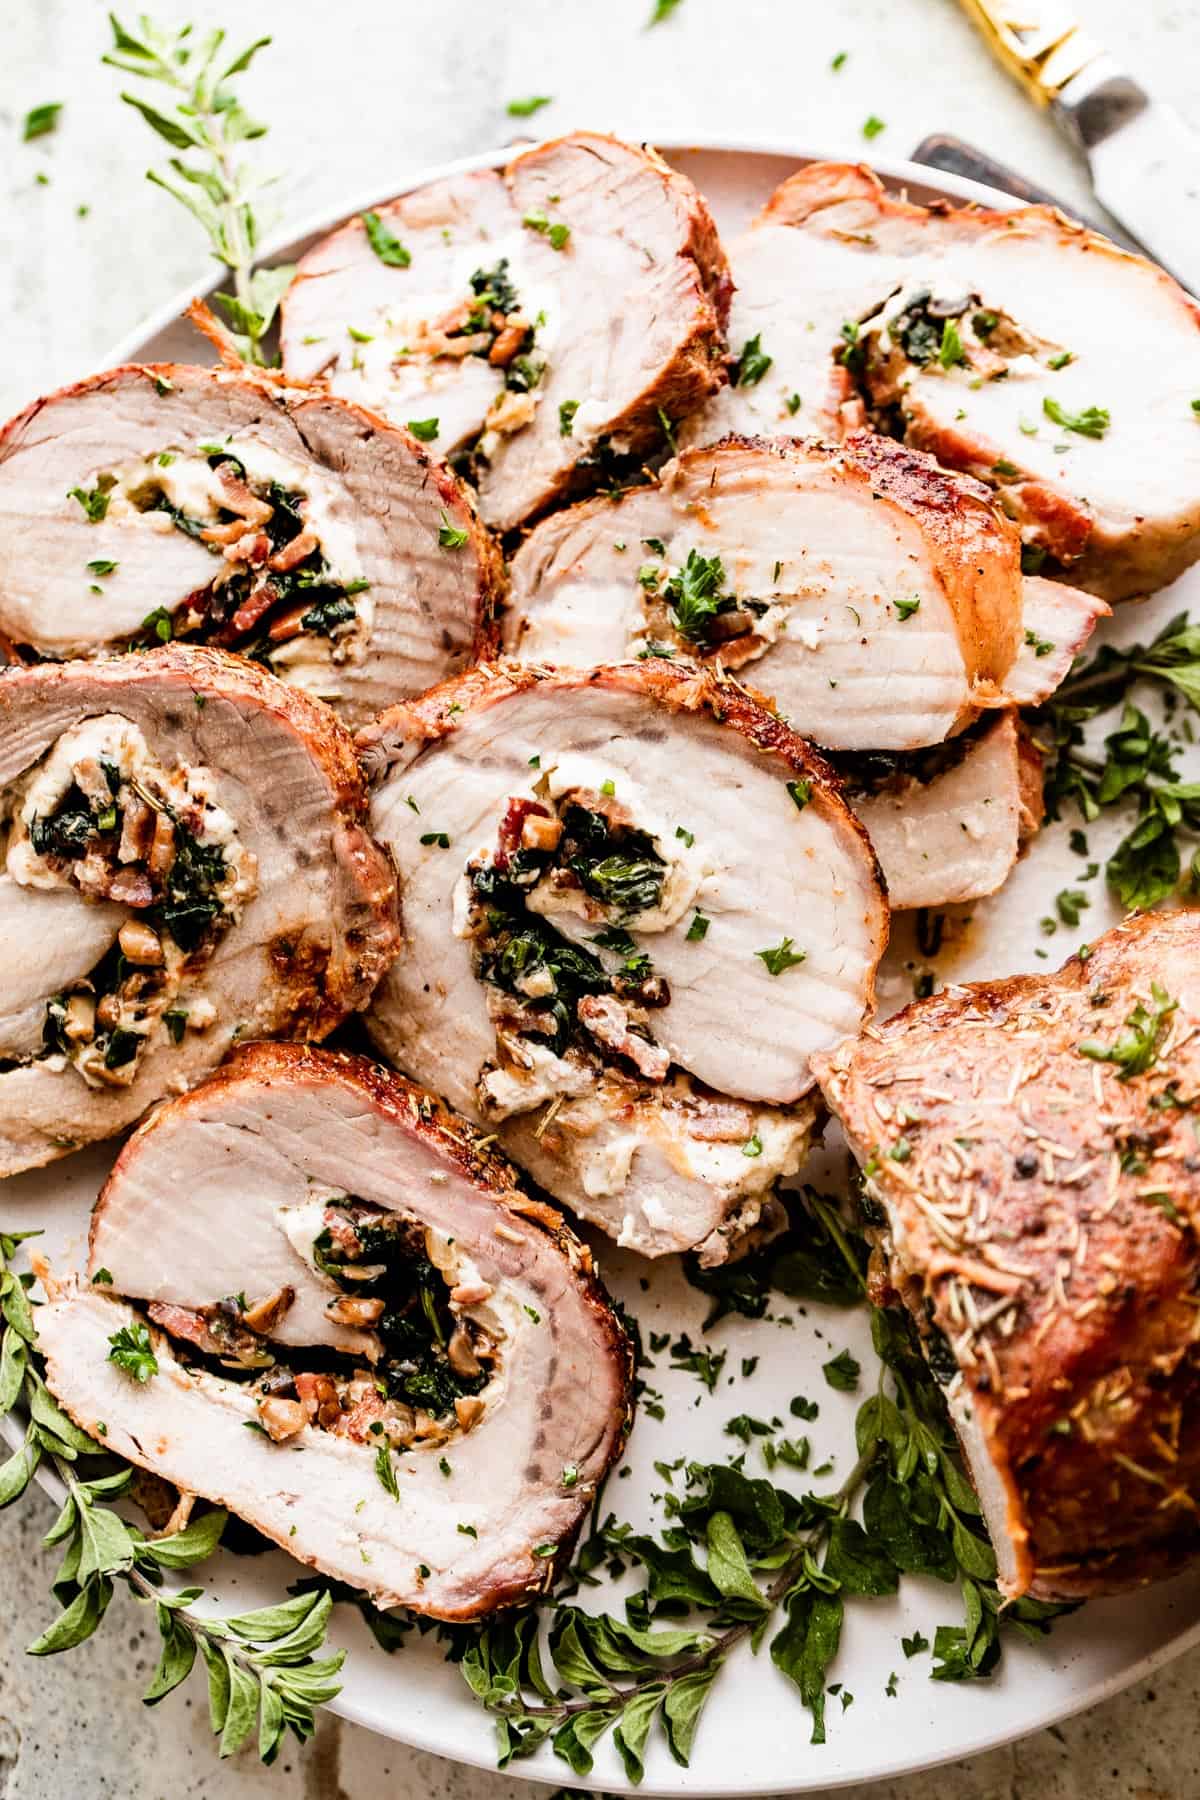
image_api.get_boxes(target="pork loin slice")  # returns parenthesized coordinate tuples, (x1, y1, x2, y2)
(358, 660, 887, 1259)
(36, 1043, 631, 1619)
(838, 712, 1041, 910)
(688, 163, 1200, 601)
(281, 133, 730, 531)
(0, 363, 501, 727)
(0, 649, 397, 1175)
(505, 435, 1104, 751)
(813, 909, 1200, 1599)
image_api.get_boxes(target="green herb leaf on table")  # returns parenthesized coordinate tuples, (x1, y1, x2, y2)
(0, 1231, 342, 1763)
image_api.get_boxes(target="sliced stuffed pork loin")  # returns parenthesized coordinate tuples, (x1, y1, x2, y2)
(0, 363, 501, 727)
(0, 648, 397, 1175)
(505, 434, 1107, 752)
(359, 660, 888, 1261)
(281, 133, 730, 530)
(685, 163, 1200, 601)
(35, 1043, 632, 1619)
(814, 909, 1200, 1600)
(836, 712, 1043, 911)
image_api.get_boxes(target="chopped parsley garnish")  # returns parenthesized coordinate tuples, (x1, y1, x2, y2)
(522, 209, 570, 251)
(419, 832, 451, 850)
(107, 1321, 158, 1383)
(675, 825, 695, 847)
(558, 399, 579, 436)
(831, 50, 848, 70)
(407, 418, 438, 442)
(1078, 983, 1177, 1081)
(686, 911, 709, 942)
(1055, 887, 1089, 927)
(664, 549, 731, 643)
(787, 779, 811, 810)
(438, 510, 469, 550)
(142, 606, 173, 643)
(894, 594, 921, 621)
(733, 334, 772, 387)
(68, 485, 110, 523)
(87, 559, 118, 577)
(91, 1268, 113, 1285)
(822, 1349, 861, 1391)
(742, 1133, 763, 1159)
(647, 0, 684, 22)
(992, 459, 1019, 477)
(375, 1445, 400, 1501)
(362, 209, 411, 268)
(506, 95, 552, 117)
(1024, 627, 1055, 657)
(23, 102, 62, 141)
(785, 392, 803, 415)
(862, 115, 886, 139)
(1047, 350, 1074, 370)
(1042, 396, 1110, 438)
(755, 937, 806, 976)
(938, 319, 965, 370)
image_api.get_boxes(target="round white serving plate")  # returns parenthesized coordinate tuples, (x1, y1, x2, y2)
(6, 138, 1200, 1796)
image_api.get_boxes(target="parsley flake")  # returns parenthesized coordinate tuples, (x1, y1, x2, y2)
(755, 937, 806, 976)
(107, 1321, 158, 1383)
(362, 210, 411, 267)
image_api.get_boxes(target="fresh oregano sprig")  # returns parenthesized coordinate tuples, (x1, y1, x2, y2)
(0, 1229, 343, 1763)
(454, 1192, 1071, 1784)
(1034, 610, 1200, 910)
(102, 14, 293, 365)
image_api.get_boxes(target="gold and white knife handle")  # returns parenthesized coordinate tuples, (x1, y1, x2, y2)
(959, 1, 1148, 150)
(957, 0, 1106, 102)
(957, 0, 1200, 293)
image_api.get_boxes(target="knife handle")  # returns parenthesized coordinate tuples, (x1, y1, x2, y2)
(957, 0, 1106, 103)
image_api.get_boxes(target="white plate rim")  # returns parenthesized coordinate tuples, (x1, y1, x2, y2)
(11, 133, 1200, 1795)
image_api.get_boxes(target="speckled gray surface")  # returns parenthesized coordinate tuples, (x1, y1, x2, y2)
(2, 1, 1199, 1793)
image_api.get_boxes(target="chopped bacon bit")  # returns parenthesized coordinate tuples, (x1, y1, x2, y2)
(227, 582, 283, 640)
(221, 530, 272, 567)
(148, 810, 177, 880)
(323, 1209, 362, 1257)
(266, 601, 314, 644)
(295, 1370, 342, 1429)
(495, 797, 551, 870)
(337, 1387, 387, 1442)
(117, 793, 154, 865)
(147, 1302, 225, 1356)
(578, 994, 670, 1081)
(488, 323, 528, 367)
(215, 463, 273, 526)
(104, 865, 156, 908)
(268, 528, 320, 573)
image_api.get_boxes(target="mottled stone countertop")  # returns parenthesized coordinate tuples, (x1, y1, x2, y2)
(1, 0, 1198, 1793)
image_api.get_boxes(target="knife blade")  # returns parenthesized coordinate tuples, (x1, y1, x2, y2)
(957, 1, 1200, 293)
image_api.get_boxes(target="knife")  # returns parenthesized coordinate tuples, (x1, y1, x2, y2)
(957, 0, 1200, 293)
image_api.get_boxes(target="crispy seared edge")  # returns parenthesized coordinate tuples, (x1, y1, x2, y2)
(813, 911, 1200, 1598)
